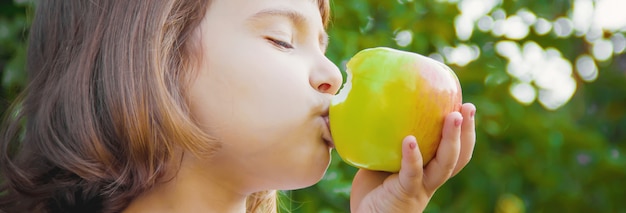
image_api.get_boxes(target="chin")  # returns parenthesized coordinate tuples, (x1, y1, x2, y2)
(306, 150, 332, 184)
(280, 151, 331, 190)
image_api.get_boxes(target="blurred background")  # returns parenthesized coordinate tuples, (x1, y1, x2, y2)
(1, 0, 625, 212)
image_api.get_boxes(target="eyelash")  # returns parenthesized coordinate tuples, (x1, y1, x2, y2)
(266, 37, 294, 49)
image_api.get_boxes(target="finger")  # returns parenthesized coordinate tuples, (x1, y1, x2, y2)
(398, 135, 424, 195)
(423, 111, 462, 192)
(452, 103, 477, 176)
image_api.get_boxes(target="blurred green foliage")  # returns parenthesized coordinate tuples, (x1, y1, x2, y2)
(1, 0, 625, 212)
(0, 0, 29, 107)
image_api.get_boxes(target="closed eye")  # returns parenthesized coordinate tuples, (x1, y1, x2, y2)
(266, 37, 294, 49)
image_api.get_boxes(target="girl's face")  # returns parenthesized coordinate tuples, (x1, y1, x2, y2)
(187, 0, 341, 192)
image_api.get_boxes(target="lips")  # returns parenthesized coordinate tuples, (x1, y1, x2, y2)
(321, 112, 335, 148)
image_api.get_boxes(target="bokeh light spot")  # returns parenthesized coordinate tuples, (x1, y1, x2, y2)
(593, 0, 626, 31)
(577, 153, 592, 166)
(503, 15, 530, 40)
(495, 40, 521, 60)
(553, 17, 574, 38)
(533, 18, 552, 36)
(478, 15, 494, 32)
(575, 55, 598, 82)
(394, 30, 413, 47)
(572, 0, 594, 36)
(492, 8, 506, 20)
(611, 33, 626, 54)
(611, 149, 620, 159)
(516, 8, 536, 25)
(428, 53, 445, 63)
(455, 14, 474, 41)
(509, 82, 536, 105)
(592, 39, 614, 61)
(442, 43, 481, 66)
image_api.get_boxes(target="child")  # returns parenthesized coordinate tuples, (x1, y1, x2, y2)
(0, 0, 477, 212)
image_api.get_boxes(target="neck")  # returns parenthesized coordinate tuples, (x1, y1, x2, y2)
(123, 154, 249, 213)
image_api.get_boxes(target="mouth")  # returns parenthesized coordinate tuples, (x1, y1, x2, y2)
(321, 110, 335, 148)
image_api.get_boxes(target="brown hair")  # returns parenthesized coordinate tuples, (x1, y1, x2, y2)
(0, 0, 330, 212)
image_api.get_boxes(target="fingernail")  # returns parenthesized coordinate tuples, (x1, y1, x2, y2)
(470, 109, 475, 120)
(454, 117, 463, 127)
(409, 141, 417, 150)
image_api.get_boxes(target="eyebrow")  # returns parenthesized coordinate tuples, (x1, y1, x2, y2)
(248, 8, 329, 51)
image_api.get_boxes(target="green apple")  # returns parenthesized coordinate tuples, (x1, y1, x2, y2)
(329, 47, 462, 172)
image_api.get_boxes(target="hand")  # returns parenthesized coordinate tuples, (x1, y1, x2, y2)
(350, 103, 476, 213)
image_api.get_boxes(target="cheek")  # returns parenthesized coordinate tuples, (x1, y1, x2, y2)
(188, 48, 315, 160)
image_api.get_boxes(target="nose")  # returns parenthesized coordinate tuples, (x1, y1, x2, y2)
(310, 55, 342, 95)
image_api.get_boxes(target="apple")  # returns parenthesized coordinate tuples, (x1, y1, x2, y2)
(329, 47, 462, 172)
